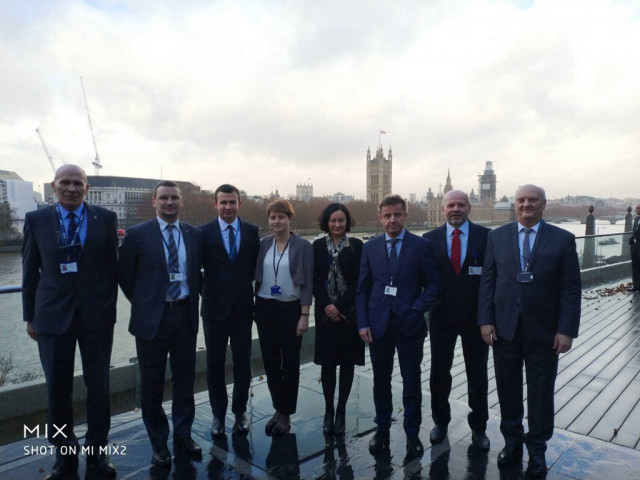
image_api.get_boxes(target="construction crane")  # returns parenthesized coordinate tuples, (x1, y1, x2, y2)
(80, 76, 103, 175)
(35, 127, 58, 174)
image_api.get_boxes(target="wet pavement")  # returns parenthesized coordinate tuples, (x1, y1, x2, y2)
(2, 284, 640, 479)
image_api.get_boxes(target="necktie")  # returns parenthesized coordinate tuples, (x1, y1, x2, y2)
(389, 238, 399, 273)
(67, 213, 78, 246)
(166, 224, 180, 300)
(451, 228, 461, 274)
(228, 225, 237, 261)
(522, 228, 532, 271)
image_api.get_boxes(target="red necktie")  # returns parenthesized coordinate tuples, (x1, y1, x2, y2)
(451, 228, 461, 275)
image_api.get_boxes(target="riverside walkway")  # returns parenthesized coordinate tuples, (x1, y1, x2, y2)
(1, 281, 640, 479)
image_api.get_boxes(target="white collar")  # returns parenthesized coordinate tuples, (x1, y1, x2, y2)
(157, 216, 180, 231)
(218, 216, 240, 231)
(446, 220, 469, 237)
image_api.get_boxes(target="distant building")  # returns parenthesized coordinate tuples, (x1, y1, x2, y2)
(85, 175, 200, 228)
(328, 192, 354, 203)
(409, 193, 417, 204)
(296, 181, 313, 202)
(478, 161, 497, 205)
(0, 170, 39, 230)
(423, 162, 514, 228)
(366, 146, 392, 204)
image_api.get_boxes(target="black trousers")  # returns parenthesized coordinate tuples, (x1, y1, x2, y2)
(37, 313, 114, 449)
(255, 297, 302, 415)
(493, 321, 558, 454)
(631, 244, 640, 288)
(135, 301, 196, 449)
(203, 311, 253, 418)
(429, 320, 489, 432)
(369, 319, 425, 438)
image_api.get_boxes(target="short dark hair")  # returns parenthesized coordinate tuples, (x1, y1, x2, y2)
(153, 180, 181, 198)
(266, 199, 295, 219)
(214, 184, 240, 202)
(378, 194, 406, 213)
(318, 203, 354, 233)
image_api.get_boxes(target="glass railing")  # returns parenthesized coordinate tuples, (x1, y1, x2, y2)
(575, 232, 632, 288)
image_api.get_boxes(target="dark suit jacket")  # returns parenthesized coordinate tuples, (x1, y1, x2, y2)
(22, 203, 118, 335)
(630, 216, 640, 246)
(356, 230, 441, 340)
(118, 218, 203, 341)
(200, 218, 260, 322)
(423, 222, 489, 328)
(477, 220, 581, 343)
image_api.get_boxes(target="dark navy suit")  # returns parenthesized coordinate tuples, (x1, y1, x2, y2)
(423, 221, 490, 433)
(478, 220, 581, 454)
(200, 218, 260, 419)
(356, 230, 440, 437)
(22, 203, 118, 449)
(118, 218, 203, 449)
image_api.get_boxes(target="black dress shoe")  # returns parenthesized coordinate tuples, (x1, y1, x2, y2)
(233, 412, 250, 434)
(497, 444, 523, 467)
(334, 410, 346, 435)
(87, 452, 116, 475)
(429, 424, 447, 444)
(368, 429, 390, 454)
(526, 454, 547, 477)
(272, 415, 291, 435)
(211, 416, 226, 438)
(174, 437, 202, 457)
(323, 411, 334, 435)
(471, 431, 490, 452)
(626, 286, 640, 292)
(406, 436, 424, 457)
(44, 450, 78, 480)
(151, 446, 172, 467)
(265, 411, 280, 434)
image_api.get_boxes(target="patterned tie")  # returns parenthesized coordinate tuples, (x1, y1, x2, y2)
(67, 212, 78, 246)
(228, 225, 237, 261)
(389, 238, 399, 273)
(166, 224, 180, 300)
(522, 227, 533, 271)
(451, 228, 461, 275)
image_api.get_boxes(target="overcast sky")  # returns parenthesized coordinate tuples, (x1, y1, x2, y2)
(1, 0, 639, 200)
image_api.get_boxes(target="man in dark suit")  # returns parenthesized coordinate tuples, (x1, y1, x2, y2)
(423, 190, 490, 451)
(356, 194, 440, 457)
(22, 164, 118, 479)
(200, 184, 260, 437)
(119, 180, 203, 467)
(478, 184, 581, 477)
(627, 204, 640, 292)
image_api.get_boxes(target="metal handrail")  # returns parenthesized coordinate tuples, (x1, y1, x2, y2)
(1, 231, 632, 295)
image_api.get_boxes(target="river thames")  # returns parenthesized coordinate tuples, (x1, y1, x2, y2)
(0, 222, 627, 383)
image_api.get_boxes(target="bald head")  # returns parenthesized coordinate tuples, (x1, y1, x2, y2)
(515, 184, 547, 227)
(51, 164, 89, 210)
(442, 189, 471, 227)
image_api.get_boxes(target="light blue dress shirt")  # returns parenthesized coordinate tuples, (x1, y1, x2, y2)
(218, 216, 241, 256)
(518, 220, 541, 271)
(385, 229, 406, 258)
(446, 220, 469, 266)
(157, 217, 189, 300)
(57, 202, 88, 247)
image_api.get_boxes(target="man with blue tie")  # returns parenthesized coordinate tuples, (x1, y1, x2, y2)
(200, 184, 260, 437)
(22, 165, 118, 479)
(356, 194, 440, 457)
(478, 184, 581, 477)
(119, 181, 203, 467)
(423, 190, 490, 451)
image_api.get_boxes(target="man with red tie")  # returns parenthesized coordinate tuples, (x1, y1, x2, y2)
(423, 190, 490, 450)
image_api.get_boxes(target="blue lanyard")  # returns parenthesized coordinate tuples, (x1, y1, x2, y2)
(272, 235, 292, 286)
(56, 204, 85, 247)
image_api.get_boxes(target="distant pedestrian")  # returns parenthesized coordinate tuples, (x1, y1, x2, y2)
(627, 204, 640, 292)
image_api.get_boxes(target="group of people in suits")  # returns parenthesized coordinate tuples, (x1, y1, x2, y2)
(23, 163, 583, 479)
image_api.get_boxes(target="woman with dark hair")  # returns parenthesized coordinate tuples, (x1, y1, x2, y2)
(255, 199, 313, 435)
(313, 203, 364, 435)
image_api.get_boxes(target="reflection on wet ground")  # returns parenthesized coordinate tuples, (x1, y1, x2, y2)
(2, 285, 640, 478)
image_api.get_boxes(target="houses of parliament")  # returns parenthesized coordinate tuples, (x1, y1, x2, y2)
(366, 147, 514, 226)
